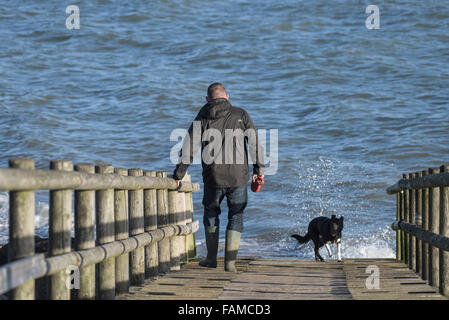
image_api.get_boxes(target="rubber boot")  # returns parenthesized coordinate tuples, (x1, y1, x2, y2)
(199, 226, 219, 268)
(224, 230, 242, 272)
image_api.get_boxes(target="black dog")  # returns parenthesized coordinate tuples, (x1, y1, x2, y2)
(291, 215, 344, 262)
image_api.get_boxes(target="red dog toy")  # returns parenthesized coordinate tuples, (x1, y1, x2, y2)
(251, 176, 264, 192)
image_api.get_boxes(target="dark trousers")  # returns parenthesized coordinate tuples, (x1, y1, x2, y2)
(202, 184, 248, 232)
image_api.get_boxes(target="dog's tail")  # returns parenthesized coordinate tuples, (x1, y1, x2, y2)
(291, 233, 311, 244)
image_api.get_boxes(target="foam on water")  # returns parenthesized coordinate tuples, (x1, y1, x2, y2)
(0, 192, 8, 244)
(197, 231, 394, 260)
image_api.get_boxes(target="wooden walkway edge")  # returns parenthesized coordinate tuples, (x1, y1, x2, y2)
(116, 257, 447, 300)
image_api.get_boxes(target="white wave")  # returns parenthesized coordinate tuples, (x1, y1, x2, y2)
(194, 225, 396, 260)
(345, 242, 395, 258)
(340, 235, 395, 258)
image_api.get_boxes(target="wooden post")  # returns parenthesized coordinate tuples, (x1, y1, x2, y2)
(114, 168, 129, 294)
(409, 173, 416, 271)
(168, 189, 180, 271)
(177, 190, 187, 264)
(129, 168, 145, 285)
(49, 160, 73, 300)
(190, 191, 196, 259)
(400, 189, 406, 262)
(184, 174, 196, 261)
(422, 169, 429, 281)
(416, 171, 422, 274)
(183, 173, 193, 262)
(396, 192, 402, 261)
(74, 163, 96, 299)
(96, 164, 115, 299)
(157, 171, 171, 273)
(144, 170, 158, 277)
(439, 165, 449, 295)
(429, 167, 440, 287)
(8, 158, 36, 300)
(403, 173, 410, 266)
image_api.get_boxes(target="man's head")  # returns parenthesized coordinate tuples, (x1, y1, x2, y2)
(206, 82, 229, 102)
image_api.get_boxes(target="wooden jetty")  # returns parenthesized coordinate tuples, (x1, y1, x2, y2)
(117, 257, 446, 300)
(0, 158, 448, 300)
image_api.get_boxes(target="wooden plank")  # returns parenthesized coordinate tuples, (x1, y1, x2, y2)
(116, 258, 253, 300)
(219, 259, 351, 300)
(117, 258, 448, 300)
(343, 259, 447, 300)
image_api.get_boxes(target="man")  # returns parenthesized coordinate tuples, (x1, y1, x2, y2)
(173, 83, 264, 272)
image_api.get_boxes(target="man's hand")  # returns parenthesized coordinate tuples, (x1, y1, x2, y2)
(252, 174, 264, 183)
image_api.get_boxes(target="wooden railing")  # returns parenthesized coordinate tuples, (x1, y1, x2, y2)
(387, 165, 449, 296)
(0, 158, 200, 300)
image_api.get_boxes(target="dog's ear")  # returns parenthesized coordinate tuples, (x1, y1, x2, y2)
(339, 216, 344, 225)
(331, 214, 336, 220)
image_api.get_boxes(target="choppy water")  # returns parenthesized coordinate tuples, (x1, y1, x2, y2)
(1, 1, 449, 259)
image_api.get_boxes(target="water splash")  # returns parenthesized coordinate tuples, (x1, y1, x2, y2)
(232, 156, 396, 259)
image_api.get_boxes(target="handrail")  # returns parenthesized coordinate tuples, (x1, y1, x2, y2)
(0, 158, 200, 300)
(0, 221, 199, 295)
(0, 167, 199, 192)
(387, 171, 449, 194)
(387, 164, 449, 296)
(391, 221, 449, 252)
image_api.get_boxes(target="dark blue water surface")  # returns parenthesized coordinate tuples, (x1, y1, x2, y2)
(1, 0, 448, 258)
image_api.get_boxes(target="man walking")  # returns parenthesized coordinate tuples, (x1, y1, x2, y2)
(173, 83, 264, 272)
